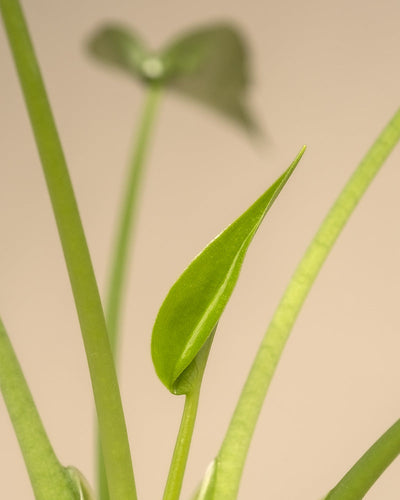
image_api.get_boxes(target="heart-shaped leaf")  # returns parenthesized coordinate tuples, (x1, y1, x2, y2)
(87, 24, 156, 81)
(87, 23, 257, 132)
(160, 24, 257, 133)
(151, 147, 305, 394)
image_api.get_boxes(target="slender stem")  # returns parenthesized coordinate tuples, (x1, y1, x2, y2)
(0, 2, 137, 499)
(98, 84, 162, 500)
(324, 418, 400, 499)
(163, 333, 215, 500)
(0, 317, 77, 500)
(212, 108, 400, 500)
(105, 84, 162, 354)
(163, 388, 201, 500)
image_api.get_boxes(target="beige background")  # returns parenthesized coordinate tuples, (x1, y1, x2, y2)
(1, 1, 400, 498)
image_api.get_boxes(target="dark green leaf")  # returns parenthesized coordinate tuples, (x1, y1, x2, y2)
(87, 23, 257, 132)
(86, 24, 160, 82)
(161, 24, 258, 133)
(151, 147, 305, 394)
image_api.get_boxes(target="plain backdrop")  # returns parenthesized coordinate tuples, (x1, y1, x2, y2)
(1, 1, 400, 498)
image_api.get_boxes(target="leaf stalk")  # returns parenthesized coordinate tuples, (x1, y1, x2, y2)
(212, 108, 400, 500)
(0, 2, 137, 499)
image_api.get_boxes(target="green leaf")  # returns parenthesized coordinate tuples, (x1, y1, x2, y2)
(87, 23, 257, 132)
(161, 24, 258, 133)
(151, 147, 305, 394)
(86, 24, 159, 82)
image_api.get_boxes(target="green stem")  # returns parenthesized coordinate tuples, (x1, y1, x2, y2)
(163, 388, 201, 500)
(98, 84, 162, 500)
(0, 2, 137, 499)
(105, 84, 162, 354)
(212, 108, 400, 500)
(163, 333, 215, 500)
(0, 317, 77, 500)
(324, 418, 400, 499)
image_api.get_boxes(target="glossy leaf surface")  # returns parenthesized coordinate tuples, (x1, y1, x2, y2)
(87, 23, 257, 132)
(151, 147, 305, 394)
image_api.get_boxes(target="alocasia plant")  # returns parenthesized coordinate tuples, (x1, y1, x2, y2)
(1, 1, 400, 500)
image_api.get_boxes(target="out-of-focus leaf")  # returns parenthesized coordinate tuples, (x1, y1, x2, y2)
(161, 24, 257, 133)
(87, 24, 159, 82)
(151, 147, 305, 394)
(87, 23, 257, 132)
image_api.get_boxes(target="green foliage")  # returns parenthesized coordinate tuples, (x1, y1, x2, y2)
(151, 147, 304, 395)
(0, 1, 137, 499)
(1, 2, 400, 500)
(87, 23, 257, 132)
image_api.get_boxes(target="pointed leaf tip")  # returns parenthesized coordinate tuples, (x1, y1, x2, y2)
(151, 147, 305, 394)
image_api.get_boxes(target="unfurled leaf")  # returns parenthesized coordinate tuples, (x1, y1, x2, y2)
(160, 24, 257, 132)
(151, 147, 305, 394)
(87, 23, 257, 132)
(87, 24, 155, 81)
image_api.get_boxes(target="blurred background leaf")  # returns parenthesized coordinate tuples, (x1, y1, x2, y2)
(87, 22, 258, 134)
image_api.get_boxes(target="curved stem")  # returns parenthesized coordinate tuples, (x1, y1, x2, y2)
(163, 333, 215, 500)
(0, 318, 77, 500)
(212, 108, 400, 500)
(98, 84, 162, 500)
(0, 2, 137, 499)
(324, 418, 400, 499)
(105, 84, 162, 355)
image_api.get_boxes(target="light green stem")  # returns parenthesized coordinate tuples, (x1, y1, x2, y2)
(0, 2, 137, 499)
(324, 418, 400, 499)
(163, 388, 201, 500)
(0, 317, 77, 500)
(98, 84, 162, 500)
(324, 419, 400, 500)
(163, 333, 215, 500)
(212, 108, 400, 500)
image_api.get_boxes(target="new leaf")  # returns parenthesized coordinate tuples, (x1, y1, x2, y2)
(151, 147, 305, 394)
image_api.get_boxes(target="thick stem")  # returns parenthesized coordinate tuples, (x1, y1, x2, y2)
(98, 84, 162, 500)
(0, 318, 77, 500)
(0, 2, 137, 499)
(212, 108, 400, 500)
